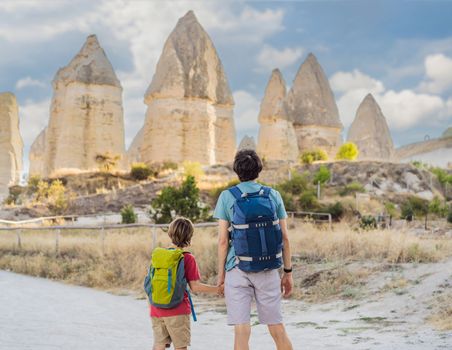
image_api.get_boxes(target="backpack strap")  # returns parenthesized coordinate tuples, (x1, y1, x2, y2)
(228, 186, 243, 200)
(181, 252, 197, 322)
(260, 186, 271, 196)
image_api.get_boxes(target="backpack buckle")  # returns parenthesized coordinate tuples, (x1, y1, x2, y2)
(241, 193, 248, 198)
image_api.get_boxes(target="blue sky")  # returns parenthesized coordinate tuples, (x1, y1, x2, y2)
(1, 0, 451, 173)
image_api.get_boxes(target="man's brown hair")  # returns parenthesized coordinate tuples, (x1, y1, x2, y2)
(168, 217, 194, 248)
(233, 149, 263, 182)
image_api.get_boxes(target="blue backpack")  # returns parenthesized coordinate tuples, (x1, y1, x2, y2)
(228, 185, 283, 272)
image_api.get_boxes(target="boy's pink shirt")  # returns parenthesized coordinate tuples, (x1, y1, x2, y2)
(150, 252, 201, 318)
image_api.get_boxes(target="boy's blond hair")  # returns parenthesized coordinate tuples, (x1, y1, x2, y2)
(168, 217, 194, 248)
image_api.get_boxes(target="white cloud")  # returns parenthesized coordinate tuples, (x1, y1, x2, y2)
(15, 77, 46, 90)
(232, 90, 260, 139)
(418, 53, 452, 94)
(330, 69, 384, 94)
(256, 45, 304, 72)
(331, 69, 451, 130)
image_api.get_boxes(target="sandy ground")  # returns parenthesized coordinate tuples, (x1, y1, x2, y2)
(1, 263, 451, 350)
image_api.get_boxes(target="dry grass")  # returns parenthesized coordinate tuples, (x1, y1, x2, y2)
(0, 222, 451, 299)
(427, 292, 452, 331)
(288, 221, 452, 263)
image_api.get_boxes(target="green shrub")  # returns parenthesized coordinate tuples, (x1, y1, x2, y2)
(95, 153, 121, 173)
(428, 197, 448, 217)
(150, 176, 210, 224)
(276, 171, 309, 195)
(360, 215, 377, 229)
(430, 167, 452, 186)
(278, 190, 297, 212)
(27, 174, 41, 195)
(338, 182, 365, 196)
(121, 204, 138, 224)
(313, 165, 331, 185)
(401, 196, 429, 221)
(300, 149, 328, 164)
(3, 185, 23, 205)
(130, 162, 153, 181)
(336, 142, 359, 161)
(182, 161, 204, 181)
(324, 202, 344, 221)
(161, 161, 178, 171)
(447, 206, 452, 223)
(384, 202, 397, 217)
(34, 180, 71, 215)
(299, 190, 318, 211)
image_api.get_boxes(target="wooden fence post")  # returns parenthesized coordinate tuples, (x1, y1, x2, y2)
(152, 226, 157, 249)
(101, 225, 105, 256)
(16, 229, 22, 250)
(55, 229, 60, 256)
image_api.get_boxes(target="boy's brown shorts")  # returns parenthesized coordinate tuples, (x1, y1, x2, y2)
(152, 315, 191, 348)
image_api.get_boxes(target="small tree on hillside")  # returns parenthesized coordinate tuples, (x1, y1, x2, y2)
(95, 153, 121, 173)
(336, 142, 359, 161)
(150, 176, 210, 224)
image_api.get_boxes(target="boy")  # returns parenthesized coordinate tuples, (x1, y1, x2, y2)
(147, 217, 219, 350)
(214, 149, 294, 350)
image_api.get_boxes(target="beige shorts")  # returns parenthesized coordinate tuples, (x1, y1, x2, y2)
(152, 314, 191, 348)
(225, 267, 283, 325)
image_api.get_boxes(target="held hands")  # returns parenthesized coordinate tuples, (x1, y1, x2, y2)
(216, 272, 225, 297)
(281, 272, 293, 298)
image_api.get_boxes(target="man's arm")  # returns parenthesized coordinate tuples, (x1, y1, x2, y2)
(217, 219, 229, 287)
(280, 218, 293, 298)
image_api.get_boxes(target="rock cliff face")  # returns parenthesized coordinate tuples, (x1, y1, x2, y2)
(30, 35, 126, 177)
(133, 10, 236, 165)
(29, 128, 47, 176)
(257, 69, 298, 161)
(347, 94, 394, 161)
(286, 53, 342, 157)
(238, 135, 256, 151)
(0, 92, 23, 198)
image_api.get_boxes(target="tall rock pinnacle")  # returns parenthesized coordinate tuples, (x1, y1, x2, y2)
(0, 92, 23, 199)
(347, 94, 394, 161)
(257, 69, 298, 161)
(131, 10, 236, 165)
(286, 53, 343, 157)
(30, 34, 126, 177)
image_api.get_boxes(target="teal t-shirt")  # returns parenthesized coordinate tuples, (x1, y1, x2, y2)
(213, 181, 287, 271)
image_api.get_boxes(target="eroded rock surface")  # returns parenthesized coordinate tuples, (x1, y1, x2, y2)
(134, 11, 236, 165)
(257, 69, 298, 161)
(30, 35, 126, 177)
(0, 92, 23, 198)
(347, 94, 394, 161)
(286, 53, 342, 157)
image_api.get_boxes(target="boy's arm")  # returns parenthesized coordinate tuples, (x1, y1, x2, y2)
(188, 280, 219, 294)
(217, 219, 229, 286)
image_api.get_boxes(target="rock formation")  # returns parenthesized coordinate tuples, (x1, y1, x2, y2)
(286, 53, 342, 157)
(347, 94, 394, 161)
(442, 127, 452, 139)
(133, 10, 236, 165)
(257, 69, 298, 161)
(29, 128, 47, 176)
(30, 34, 126, 178)
(238, 135, 256, 151)
(0, 92, 23, 198)
(127, 128, 144, 164)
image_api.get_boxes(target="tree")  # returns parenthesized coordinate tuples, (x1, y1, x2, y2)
(336, 142, 359, 161)
(313, 165, 331, 185)
(130, 163, 153, 181)
(121, 204, 138, 224)
(300, 149, 328, 164)
(95, 153, 121, 173)
(150, 176, 210, 224)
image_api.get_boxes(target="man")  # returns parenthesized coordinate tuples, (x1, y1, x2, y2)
(214, 149, 294, 350)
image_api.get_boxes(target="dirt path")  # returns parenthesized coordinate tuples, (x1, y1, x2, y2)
(1, 264, 451, 349)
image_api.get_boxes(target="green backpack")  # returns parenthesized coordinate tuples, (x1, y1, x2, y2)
(144, 248, 197, 320)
